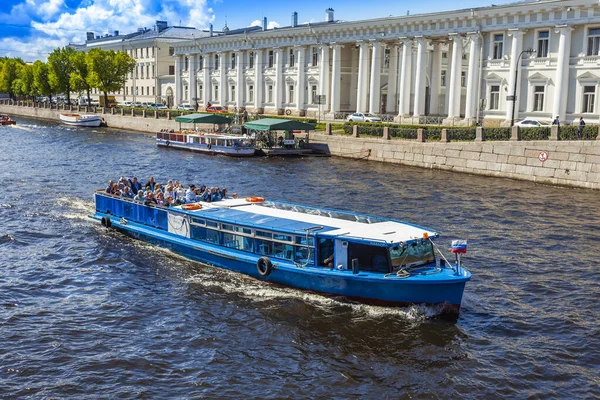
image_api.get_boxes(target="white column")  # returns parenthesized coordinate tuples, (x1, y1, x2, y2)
(385, 44, 399, 114)
(319, 45, 331, 112)
(236, 51, 244, 108)
(174, 55, 182, 106)
(368, 41, 382, 114)
(552, 25, 573, 122)
(273, 48, 282, 113)
(203, 53, 211, 106)
(505, 29, 525, 122)
(447, 34, 463, 119)
(429, 42, 442, 116)
(356, 41, 369, 112)
(465, 33, 481, 121)
(296, 46, 306, 113)
(330, 44, 342, 115)
(397, 38, 412, 116)
(189, 55, 197, 108)
(413, 37, 427, 117)
(219, 52, 227, 106)
(254, 49, 263, 111)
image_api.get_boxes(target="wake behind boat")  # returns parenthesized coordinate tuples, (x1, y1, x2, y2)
(59, 113, 103, 127)
(92, 184, 471, 320)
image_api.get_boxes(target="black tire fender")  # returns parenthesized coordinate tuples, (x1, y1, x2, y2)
(285, 109, 291, 115)
(207, 143, 212, 150)
(165, 140, 170, 147)
(257, 256, 272, 277)
(101, 216, 112, 228)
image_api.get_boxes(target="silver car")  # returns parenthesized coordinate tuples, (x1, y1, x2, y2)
(346, 112, 382, 122)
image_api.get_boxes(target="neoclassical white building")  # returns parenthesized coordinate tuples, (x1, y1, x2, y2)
(169, 0, 600, 125)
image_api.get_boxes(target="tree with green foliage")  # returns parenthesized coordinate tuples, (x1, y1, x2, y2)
(32, 61, 55, 100)
(48, 47, 77, 104)
(69, 50, 92, 105)
(0, 58, 24, 99)
(86, 48, 135, 107)
(11, 63, 34, 99)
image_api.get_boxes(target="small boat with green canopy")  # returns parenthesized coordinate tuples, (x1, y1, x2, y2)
(244, 118, 316, 156)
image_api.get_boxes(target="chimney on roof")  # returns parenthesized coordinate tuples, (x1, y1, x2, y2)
(292, 12, 298, 27)
(209, 23, 213, 37)
(326, 8, 334, 23)
(263, 17, 267, 31)
(114, 30, 119, 36)
(86, 32, 94, 41)
(156, 20, 168, 32)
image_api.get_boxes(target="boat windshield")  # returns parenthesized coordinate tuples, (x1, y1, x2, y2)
(389, 241, 435, 268)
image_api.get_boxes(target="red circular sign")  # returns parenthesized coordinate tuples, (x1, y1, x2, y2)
(538, 151, 549, 163)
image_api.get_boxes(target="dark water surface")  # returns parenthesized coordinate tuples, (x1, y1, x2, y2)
(1, 117, 599, 398)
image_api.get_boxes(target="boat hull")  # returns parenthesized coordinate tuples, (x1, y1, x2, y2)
(59, 114, 102, 127)
(92, 195, 470, 319)
(157, 139, 256, 157)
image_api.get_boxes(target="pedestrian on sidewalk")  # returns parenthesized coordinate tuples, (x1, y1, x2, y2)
(577, 116, 585, 140)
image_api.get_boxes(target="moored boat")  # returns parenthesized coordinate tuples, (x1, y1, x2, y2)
(0, 114, 16, 125)
(156, 131, 256, 157)
(59, 113, 103, 127)
(92, 190, 471, 319)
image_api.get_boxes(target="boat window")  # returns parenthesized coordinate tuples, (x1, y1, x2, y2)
(273, 233, 292, 242)
(347, 242, 390, 273)
(206, 220, 218, 228)
(272, 242, 294, 260)
(294, 246, 314, 265)
(255, 238, 272, 256)
(295, 236, 314, 247)
(234, 226, 252, 235)
(389, 241, 434, 268)
(190, 225, 220, 244)
(222, 224, 234, 232)
(317, 238, 334, 267)
(256, 230, 272, 239)
(191, 218, 206, 226)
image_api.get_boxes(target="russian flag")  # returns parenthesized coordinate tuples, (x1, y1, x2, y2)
(451, 240, 468, 254)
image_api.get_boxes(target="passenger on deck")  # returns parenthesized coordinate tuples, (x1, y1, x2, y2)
(133, 190, 144, 203)
(212, 187, 222, 202)
(129, 177, 142, 195)
(323, 254, 334, 269)
(105, 180, 114, 194)
(145, 177, 156, 191)
(121, 186, 134, 199)
(174, 183, 185, 203)
(144, 191, 157, 205)
(165, 196, 174, 207)
(185, 185, 197, 203)
(154, 183, 162, 195)
(156, 192, 165, 206)
(164, 185, 176, 200)
(220, 188, 228, 199)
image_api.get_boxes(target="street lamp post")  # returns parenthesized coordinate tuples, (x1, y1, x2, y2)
(510, 48, 535, 127)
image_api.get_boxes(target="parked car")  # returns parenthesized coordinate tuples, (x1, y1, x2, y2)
(206, 105, 228, 113)
(515, 118, 551, 128)
(346, 112, 382, 122)
(148, 103, 168, 110)
(118, 101, 133, 107)
(177, 104, 195, 111)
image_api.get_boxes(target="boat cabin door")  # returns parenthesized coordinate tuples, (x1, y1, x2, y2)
(334, 239, 349, 270)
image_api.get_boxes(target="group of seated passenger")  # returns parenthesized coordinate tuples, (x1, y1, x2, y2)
(105, 176, 237, 207)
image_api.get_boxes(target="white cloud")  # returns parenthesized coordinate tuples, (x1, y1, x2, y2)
(249, 19, 280, 29)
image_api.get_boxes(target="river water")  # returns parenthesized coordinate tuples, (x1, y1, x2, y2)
(1, 116, 599, 398)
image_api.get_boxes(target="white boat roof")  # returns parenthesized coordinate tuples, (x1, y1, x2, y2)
(187, 198, 437, 244)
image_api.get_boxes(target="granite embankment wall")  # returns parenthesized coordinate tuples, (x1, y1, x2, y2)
(2, 103, 599, 190)
(309, 132, 600, 190)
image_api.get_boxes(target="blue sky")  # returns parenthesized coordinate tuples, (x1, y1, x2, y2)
(0, 0, 514, 62)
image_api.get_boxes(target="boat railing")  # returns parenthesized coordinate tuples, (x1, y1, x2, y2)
(156, 131, 186, 142)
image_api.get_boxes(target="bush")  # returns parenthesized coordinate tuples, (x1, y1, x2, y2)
(485, 127, 512, 141)
(447, 128, 476, 141)
(390, 127, 418, 139)
(559, 126, 598, 140)
(520, 127, 550, 140)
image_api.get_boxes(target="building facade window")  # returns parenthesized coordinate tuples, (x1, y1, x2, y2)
(490, 85, 500, 110)
(152, 87, 155, 96)
(493, 34, 504, 59)
(126, 86, 129, 95)
(146, 65, 149, 78)
(231, 53, 236, 69)
(231, 85, 235, 101)
(289, 49, 295, 67)
(215, 54, 220, 69)
(583, 86, 596, 113)
(184, 57, 189, 71)
(587, 28, 600, 56)
(441, 70, 447, 87)
(311, 85, 317, 103)
(141, 87, 144, 95)
(199, 85, 203, 101)
(268, 51, 274, 68)
(267, 85, 273, 103)
(384, 48, 390, 68)
(461, 71, 466, 87)
(537, 31, 549, 58)
(152, 65, 155, 78)
(249, 85, 254, 102)
(289, 85, 294, 103)
(312, 47, 318, 66)
(533, 85, 545, 111)
(199, 56, 203, 70)
(169, 65, 175, 75)
(214, 85, 219, 101)
(140, 66, 144, 79)
(249, 52, 254, 69)
(135, 65, 139, 78)
(147, 86, 150, 96)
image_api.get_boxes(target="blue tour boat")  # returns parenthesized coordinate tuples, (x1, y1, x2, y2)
(92, 191, 471, 319)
